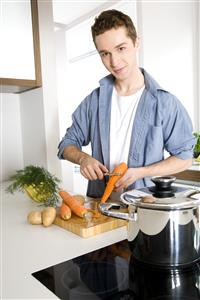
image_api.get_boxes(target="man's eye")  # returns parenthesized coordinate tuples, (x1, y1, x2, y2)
(100, 52, 108, 57)
(118, 47, 125, 52)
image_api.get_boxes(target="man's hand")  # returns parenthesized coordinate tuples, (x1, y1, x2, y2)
(79, 156, 109, 180)
(114, 156, 192, 192)
(114, 168, 143, 192)
(63, 145, 108, 180)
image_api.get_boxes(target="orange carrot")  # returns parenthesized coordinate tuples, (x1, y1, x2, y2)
(59, 190, 88, 218)
(101, 162, 128, 203)
(60, 202, 72, 220)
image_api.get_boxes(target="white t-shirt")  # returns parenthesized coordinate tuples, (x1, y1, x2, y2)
(110, 85, 145, 171)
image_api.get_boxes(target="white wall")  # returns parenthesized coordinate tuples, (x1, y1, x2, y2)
(138, 1, 199, 130)
(1, 94, 23, 181)
(20, 88, 47, 168)
(1, 89, 48, 182)
(55, 29, 74, 191)
(1, 0, 62, 183)
(37, 0, 62, 179)
(198, 1, 200, 130)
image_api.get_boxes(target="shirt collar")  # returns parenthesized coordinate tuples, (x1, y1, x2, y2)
(99, 68, 168, 97)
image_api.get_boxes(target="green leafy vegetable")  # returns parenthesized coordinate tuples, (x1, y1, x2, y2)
(193, 132, 200, 158)
(6, 165, 61, 207)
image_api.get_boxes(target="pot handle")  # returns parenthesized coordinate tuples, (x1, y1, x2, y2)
(98, 202, 136, 221)
(187, 190, 200, 200)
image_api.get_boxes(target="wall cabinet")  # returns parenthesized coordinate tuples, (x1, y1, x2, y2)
(0, 0, 42, 93)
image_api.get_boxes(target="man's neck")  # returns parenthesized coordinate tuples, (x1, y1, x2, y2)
(115, 68, 144, 96)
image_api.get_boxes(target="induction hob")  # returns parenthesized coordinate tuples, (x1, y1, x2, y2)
(32, 239, 200, 300)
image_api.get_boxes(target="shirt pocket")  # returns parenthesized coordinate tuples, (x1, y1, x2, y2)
(144, 125, 164, 163)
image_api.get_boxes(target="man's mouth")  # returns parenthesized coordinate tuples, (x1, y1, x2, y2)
(113, 66, 126, 74)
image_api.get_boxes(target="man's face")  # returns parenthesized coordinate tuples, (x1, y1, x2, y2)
(95, 26, 139, 81)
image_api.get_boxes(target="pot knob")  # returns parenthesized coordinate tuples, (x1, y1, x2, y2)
(150, 176, 177, 198)
(151, 176, 176, 190)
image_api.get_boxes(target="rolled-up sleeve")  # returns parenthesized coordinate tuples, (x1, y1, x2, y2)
(57, 96, 91, 159)
(162, 94, 195, 159)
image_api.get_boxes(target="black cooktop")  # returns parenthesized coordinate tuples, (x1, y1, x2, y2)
(32, 240, 200, 300)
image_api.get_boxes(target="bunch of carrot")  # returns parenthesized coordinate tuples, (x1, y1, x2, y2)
(58, 162, 128, 219)
(59, 190, 88, 220)
(101, 162, 128, 203)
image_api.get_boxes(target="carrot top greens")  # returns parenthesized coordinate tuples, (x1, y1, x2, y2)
(6, 165, 61, 207)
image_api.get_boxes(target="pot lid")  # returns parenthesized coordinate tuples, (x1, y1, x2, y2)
(120, 189, 200, 210)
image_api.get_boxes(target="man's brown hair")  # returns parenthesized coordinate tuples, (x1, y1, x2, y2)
(91, 9, 137, 45)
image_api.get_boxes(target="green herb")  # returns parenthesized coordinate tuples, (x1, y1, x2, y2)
(6, 165, 61, 207)
(193, 132, 200, 157)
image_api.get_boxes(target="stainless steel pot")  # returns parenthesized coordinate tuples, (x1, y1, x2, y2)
(99, 176, 200, 268)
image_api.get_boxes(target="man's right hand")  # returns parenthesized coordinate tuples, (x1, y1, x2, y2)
(63, 145, 108, 181)
(79, 156, 108, 180)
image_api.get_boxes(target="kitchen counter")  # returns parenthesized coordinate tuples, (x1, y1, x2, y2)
(190, 162, 200, 171)
(172, 162, 200, 186)
(1, 182, 127, 299)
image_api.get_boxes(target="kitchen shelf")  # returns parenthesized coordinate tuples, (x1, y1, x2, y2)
(0, 0, 42, 93)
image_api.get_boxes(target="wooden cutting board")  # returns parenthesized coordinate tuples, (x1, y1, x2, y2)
(53, 198, 127, 238)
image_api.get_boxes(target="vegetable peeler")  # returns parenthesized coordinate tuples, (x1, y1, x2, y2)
(104, 172, 122, 176)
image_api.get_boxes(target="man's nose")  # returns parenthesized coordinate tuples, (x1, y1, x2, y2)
(110, 53, 120, 67)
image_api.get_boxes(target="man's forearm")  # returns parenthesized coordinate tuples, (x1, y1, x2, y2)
(141, 156, 192, 179)
(115, 156, 192, 191)
(63, 145, 91, 165)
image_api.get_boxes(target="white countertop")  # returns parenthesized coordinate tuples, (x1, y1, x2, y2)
(1, 182, 127, 299)
(190, 162, 200, 171)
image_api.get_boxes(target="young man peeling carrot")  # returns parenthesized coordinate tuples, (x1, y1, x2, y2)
(58, 10, 195, 200)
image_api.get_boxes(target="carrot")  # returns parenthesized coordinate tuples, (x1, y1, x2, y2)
(101, 162, 128, 203)
(59, 190, 88, 218)
(60, 202, 72, 220)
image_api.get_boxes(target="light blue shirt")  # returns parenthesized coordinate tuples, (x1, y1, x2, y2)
(58, 68, 195, 198)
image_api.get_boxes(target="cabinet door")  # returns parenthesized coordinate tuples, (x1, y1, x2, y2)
(0, 0, 42, 93)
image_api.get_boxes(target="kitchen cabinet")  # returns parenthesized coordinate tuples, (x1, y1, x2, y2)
(0, 0, 42, 93)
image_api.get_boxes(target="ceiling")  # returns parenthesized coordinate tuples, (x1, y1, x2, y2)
(52, 0, 120, 27)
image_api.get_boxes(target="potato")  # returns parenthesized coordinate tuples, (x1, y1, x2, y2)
(27, 211, 42, 225)
(73, 194, 85, 205)
(142, 196, 156, 203)
(42, 207, 56, 227)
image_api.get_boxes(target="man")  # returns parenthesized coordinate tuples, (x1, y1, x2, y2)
(58, 10, 195, 198)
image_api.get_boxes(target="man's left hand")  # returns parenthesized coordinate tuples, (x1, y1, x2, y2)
(114, 167, 143, 192)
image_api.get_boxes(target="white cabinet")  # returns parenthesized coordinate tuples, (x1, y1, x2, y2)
(0, 0, 42, 93)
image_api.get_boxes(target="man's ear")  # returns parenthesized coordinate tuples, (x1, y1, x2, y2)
(134, 37, 140, 49)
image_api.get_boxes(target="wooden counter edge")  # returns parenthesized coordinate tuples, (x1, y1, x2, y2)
(172, 169, 200, 183)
